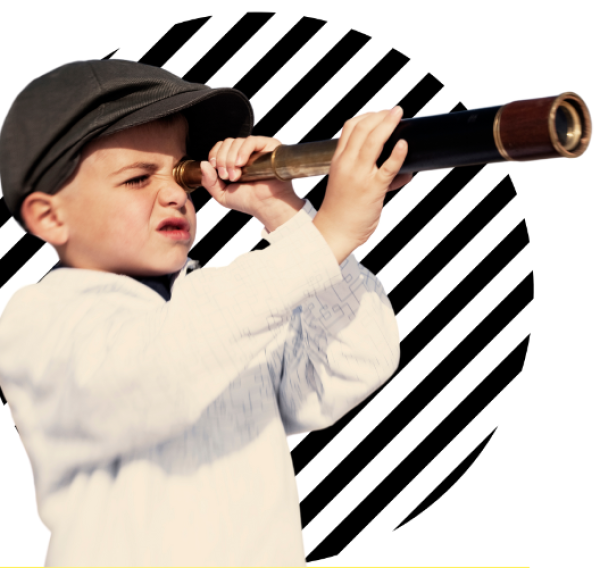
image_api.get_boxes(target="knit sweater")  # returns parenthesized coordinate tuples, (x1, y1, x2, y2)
(0, 201, 400, 566)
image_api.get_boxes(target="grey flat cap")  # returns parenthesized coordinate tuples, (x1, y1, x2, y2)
(0, 59, 253, 227)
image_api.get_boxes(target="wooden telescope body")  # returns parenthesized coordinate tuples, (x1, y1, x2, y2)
(173, 92, 591, 191)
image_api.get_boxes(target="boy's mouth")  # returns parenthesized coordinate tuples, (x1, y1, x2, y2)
(157, 217, 191, 241)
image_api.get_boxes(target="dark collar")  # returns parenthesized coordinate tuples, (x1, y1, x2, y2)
(48, 261, 177, 301)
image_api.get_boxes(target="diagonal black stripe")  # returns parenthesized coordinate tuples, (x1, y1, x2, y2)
(387, 175, 516, 314)
(0, 198, 11, 230)
(306, 333, 531, 562)
(292, 218, 530, 475)
(0, 384, 6, 405)
(102, 49, 119, 60)
(138, 17, 210, 67)
(299, 49, 409, 143)
(252, 30, 369, 137)
(299, 238, 532, 523)
(188, 210, 251, 266)
(233, 17, 325, 98)
(396, 428, 496, 529)
(401, 221, 530, 371)
(183, 13, 274, 84)
(0, 234, 45, 288)
(395, 73, 443, 118)
(362, 164, 485, 275)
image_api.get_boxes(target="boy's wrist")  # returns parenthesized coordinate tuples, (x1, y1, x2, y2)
(312, 209, 359, 265)
(255, 190, 305, 233)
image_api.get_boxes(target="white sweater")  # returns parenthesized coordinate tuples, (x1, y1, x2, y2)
(0, 202, 400, 567)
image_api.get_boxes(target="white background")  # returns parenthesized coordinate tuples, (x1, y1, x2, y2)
(0, 1, 598, 566)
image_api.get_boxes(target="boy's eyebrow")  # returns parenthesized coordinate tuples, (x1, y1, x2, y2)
(111, 162, 160, 176)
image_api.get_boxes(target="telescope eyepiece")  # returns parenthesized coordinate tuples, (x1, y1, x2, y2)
(555, 101, 582, 152)
(549, 93, 591, 157)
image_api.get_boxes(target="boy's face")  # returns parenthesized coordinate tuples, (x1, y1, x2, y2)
(54, 116, 197, 277)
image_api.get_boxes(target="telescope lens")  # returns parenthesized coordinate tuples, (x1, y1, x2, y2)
(555, 101, 582, 152)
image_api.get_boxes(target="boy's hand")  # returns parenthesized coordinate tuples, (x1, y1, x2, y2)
(201, 136, 304, 232)
(313, 107, 412, 263)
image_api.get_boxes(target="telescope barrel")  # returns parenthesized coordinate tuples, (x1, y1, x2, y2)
(173, 92, 591, 191)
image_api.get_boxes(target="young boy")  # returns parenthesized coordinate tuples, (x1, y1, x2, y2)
(0, 59, 410, 566)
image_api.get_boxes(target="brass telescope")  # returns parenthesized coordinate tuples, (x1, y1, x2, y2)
(173, 92, 591, 192)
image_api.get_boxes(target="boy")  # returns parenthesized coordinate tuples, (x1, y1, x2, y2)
(0, 59, 410, 566)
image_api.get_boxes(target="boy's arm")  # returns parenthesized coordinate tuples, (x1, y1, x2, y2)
(0, 215, 343, 484)
(200, 109, 410, 432)
(264, 201, 399, 434)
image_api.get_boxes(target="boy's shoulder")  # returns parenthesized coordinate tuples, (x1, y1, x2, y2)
(1, 258, 197, 327)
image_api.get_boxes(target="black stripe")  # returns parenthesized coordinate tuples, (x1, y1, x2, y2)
(387, 175, 516, 314)
(306, 332, 531, 562)
(400, 220, 530, 368)
(252, 29, 370, 137)
(188, 210, 252, 266)
(0, 234, 45, 289)
(138, 17, 210, 67)
(396, 73, 443, 118)
(292, 217, 529, 475)
(0, 384, 6, 405)
(396, 428, 496, 528)
(362, 164, 485, 275)
(0, 198, 11, 230)
(233, 17, 326, 98)
(299, 49, 409, 143)
(299, 230, 531, 522)
(102, 49, 119, 60)
(183, 13, 274, 84)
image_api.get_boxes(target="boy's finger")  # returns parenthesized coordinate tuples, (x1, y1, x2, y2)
(335, 113, 372, 158)
(215, 138, 235, 180)
(200, 160, 226, 200)
(340, 110, 391, 162)
(235, 136, 279, 166)
(225, 138, 247, 181)
(358, 106, 403, 165)
(377, 139, 408, 184)
(208, 141, 223, 165)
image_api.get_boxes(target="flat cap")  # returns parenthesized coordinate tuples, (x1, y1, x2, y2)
(0, 59, 253, 227)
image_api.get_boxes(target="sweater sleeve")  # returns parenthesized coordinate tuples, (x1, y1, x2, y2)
(0, 213, 342, 486)
(263, 201, 400, 434)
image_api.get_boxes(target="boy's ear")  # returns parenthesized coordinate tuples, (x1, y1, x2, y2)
(20, 192, 68, 245)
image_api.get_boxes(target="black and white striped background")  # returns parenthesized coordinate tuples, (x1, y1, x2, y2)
(0, 12, 533, 562)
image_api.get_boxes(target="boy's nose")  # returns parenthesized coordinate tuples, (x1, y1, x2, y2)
(157, 178, 190, 209)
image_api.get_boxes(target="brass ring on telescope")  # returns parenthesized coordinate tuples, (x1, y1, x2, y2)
(173, 159, 199, 193)
(493, 105, 513, 161)
(548, 92, 591, 158)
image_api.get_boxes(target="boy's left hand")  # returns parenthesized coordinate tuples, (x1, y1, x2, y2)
(201, 136, 305, 232)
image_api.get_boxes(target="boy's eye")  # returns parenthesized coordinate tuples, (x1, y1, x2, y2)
(124, 175, 150, 187)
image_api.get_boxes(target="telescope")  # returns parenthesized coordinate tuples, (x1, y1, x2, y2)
(173, 92, 591, 191)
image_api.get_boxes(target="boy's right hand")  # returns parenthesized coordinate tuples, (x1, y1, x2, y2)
(313, 107, 412, 264)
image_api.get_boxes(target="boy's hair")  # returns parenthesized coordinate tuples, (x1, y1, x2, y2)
(0, 59, 253, 230)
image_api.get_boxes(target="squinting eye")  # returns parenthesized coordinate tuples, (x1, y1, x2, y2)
(124, 175, 150, 187)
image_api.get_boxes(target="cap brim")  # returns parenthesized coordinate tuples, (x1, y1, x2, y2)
(102, 88, 254, 160)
